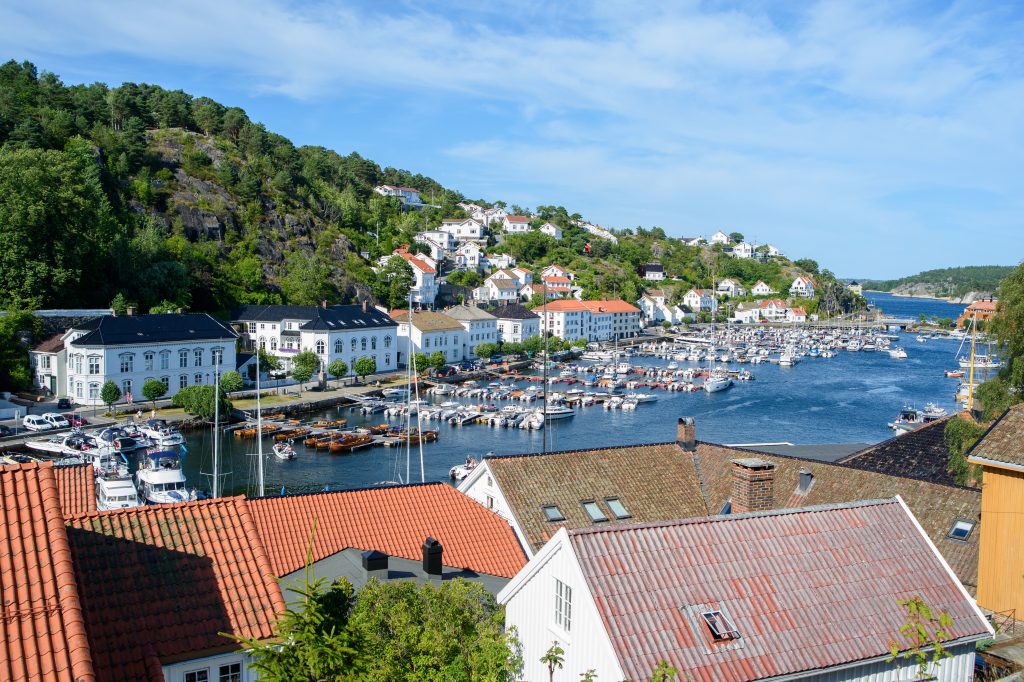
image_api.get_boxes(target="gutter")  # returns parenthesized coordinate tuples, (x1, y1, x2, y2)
(967, 455, 1024, 474)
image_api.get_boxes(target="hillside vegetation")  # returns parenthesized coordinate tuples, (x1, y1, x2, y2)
(0, 60, 849, 318)
(863, 266, 1014, 302)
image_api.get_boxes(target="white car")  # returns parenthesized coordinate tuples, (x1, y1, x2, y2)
(41, 413, 70, 429)
(22, 415, 53, 432)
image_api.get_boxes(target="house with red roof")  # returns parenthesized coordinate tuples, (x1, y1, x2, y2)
(956, 297, 998, 329)
(396, 251, 438, 307)
(789, 274, 816, 298)
(501, 214, 532, 234)
(499, 498, 992, 682)
(537, 299, 641, 341)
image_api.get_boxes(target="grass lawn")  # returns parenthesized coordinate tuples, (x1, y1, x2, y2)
(233, 394, 294, 410)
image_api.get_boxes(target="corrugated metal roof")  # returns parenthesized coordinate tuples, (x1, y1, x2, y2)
(569, 499, 990, 682)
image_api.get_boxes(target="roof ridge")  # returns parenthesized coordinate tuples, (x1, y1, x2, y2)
(567, 498, 900, 537)
(247, 480, 446, 501)
(66, 494, 247, 520)
(485, 440, 678, 461)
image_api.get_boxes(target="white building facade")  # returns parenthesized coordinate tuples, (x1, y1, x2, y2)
(390, 310, 467, 365)
(445, 306, 499, 359)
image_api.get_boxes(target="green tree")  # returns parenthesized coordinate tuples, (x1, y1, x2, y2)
(258, 347, 281, 371)
(141, 379, 167, 410)
(649, 660, 679, 682)
(280, 252, 333, 306)
(0, 311, 40, 390)
(429, 351, 447, 374)
(446, 269, 482, 289)
(327, 359, 348, 388)
(412, 352, 429, 375)
(220, 370, 244, 394)
(944, 416, 986, 486)
(992, 263, 1024, 394)
(572, 337, 588, 348)
(975, 378, 1017, 422)
(728, 232, 744, 244)
(540, 641, 565, 682)
(100, 380, 121, 414)
(374, 256, 416, 310)
(475, 342, 499, 359)
(110, 292, 129, 316)
(353, 356, 377, 382)
(291, 350, 320, 393)
(794, 258, 819, 275)
(171, 384, 231, 420)
(887, 596, 954, 680)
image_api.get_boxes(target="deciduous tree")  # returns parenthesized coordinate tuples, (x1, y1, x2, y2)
(141, 379, 166, 410)
(100, 380, 121, 414)
(327, 359, 348, 388)
(353, 356, 376, 381)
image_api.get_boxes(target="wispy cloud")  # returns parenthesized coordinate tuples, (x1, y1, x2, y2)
(1, 0, 1021, 276)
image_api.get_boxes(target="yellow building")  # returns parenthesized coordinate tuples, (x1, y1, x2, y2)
(968, 404, 1024, 616)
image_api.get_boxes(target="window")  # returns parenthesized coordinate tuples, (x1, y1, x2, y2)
(218, 663, 241, 682)
(486, 475, 493, 487)
(259, 337, 266, 350)
(425, 338, 430, 348)
(88, 383, 99, 399)
(554, 578, 572, 632)
(605, 498, 631, 519)
(122, 379, 132, 396)
(316, 340, 325, 354)
(179, 350, 189, 368)
(486, 495, 495, 509)
(160, 376, 169, 390)
(88, 356, 100, 375)
(351, 338, 357, 352)
(385, 353, 390, 366)
(582, 501, 608, 523)
(371, 336, 377, 350)
(76, 382, 83, 398)
(120, 354, 134, 373)
(542, 505, 565, 522)
(948, 519, 975, 541)
(384, 334, 392, 349)
(195, 349, 203, 367)
(260, 323, 266, 329)
(185, 670, 209, 682)
(41, 355, 51, 370)
(74, 355, 82, 374)
(335, 339, 343, 353)
(195, 373, 203, 385)
(248, 322, 256, 334)
(271, 338, 278, 351)
(701, 610, 740, 641)
(361, 337, 367, 351)
(180, 374, 188, 389)
(144, 352, 154, 371)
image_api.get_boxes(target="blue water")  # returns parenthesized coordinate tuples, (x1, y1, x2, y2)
(863, 290, 965, 321)
(182, 293, 972, 495)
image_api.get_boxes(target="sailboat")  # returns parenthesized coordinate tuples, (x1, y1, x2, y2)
(703, 281, 733, 393)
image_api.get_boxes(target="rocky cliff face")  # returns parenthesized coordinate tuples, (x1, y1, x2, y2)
(889, 282, 993, 304)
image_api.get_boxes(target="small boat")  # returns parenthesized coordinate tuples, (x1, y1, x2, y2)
(888, 406, 924, 432)
(944, 369, 965, 378)
(273, 442, 297, 460)
(450, 454, 488, 481)
(959, 355, 1002, 369)
(888, 347, 908, 359)
(25, 432, 102, 457)
(274, 427, 311, 441)
(923, 403, 948, 421)
(138, 419, 185, 447)
(703, 371, 733, 393)
(542, 405, 576, 420)
(329, 434, 373, 453)
(135, 450, 197, 504)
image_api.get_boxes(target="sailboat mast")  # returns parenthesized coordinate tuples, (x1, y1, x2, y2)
(967, 312, 977, 413)
(543, 277, 548, 454)
(255, 351, 264, 497)
(406, 299, 414, 484)
(212, 364, 220, 498)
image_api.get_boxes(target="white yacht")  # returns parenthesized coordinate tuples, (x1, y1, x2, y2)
(778, 352, 795, 367)
(623, 392, 658, 403)
(543, 404, 576, 419)
(135, 450, 197, 504)
(96, 472, 143, 511)
(959, 354, 1002, 369)
(703, 371, 733, 393)
(888, 347, 908, 359)
(139, 419, 185, 447)
(25, 432, 102, 457)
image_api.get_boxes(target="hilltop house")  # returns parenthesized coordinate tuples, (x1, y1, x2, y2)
(639, 262, 665, 281)
(453, 241, 483, 271)
(233, 303, 399, 375)
(510, 266, 533, 286)
(716, 278, 744, 297)
(30, 333, 70, 397)
(489, 303, 540, 343)
(789, 275, 816, 298)
(485, 253, 517, 270)
(502, 214, 532, 233)
(710, 230, 730, 244)
(474, 270, 522, 304)
(682, 288, 717, 312)
(373, 184, 423, 207)
(731, 241, 754, 259)
(764, 243, 782, 257)
(751, 280, 775, 296)
(390, 310, 466, 364)
(539, 222, 562, 239)
(414, 229, 456, 261)
(731, 302, 762, 324)
(445, 305, 499, 359)
(397, 251, 438, 307)
(438, 218, 486, 242)
(62, 312, 237, 405)
(541, 264, 575, 281)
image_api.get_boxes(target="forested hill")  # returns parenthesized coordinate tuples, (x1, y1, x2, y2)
(0, 59, 838, 318)
(0, 59, 467, 313)
(862, 266, 1014, 302)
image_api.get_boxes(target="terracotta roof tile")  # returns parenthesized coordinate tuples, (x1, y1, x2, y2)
(485, 443, 709, 553)
(505, 215, 530, 223)
(400, 252, 436, 274)
(66, 498, 284, 682)
(389, 310, 462, 332)
(968, 403, 1024, 469)
(53, 464, 96, 518)
(247, 483, 527, 579)
(539, 300, 589, 312)
(580, 300, 640, 314)
(570, 499, 990, 681)
(696, 442, 981, 589)
(0, 462, 95, 682)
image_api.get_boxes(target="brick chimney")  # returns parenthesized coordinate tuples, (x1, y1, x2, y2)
(677, 417, 696, 452)
(731, 458, 776, 513)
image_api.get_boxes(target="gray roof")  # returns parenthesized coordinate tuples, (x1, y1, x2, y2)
(486, 303, 539, 321)
(445, 305, 497, 322)
(69, 313, 236, 346)
(233, 304, 397, 331)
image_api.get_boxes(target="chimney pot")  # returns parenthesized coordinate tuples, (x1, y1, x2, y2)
(730, 458, 776, 514)
(677, 417, 696, 452)
(422, 536, 443, 576)
(361, 549, 389, 575)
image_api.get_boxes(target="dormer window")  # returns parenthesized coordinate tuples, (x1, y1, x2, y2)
(701, 610, 740, 641)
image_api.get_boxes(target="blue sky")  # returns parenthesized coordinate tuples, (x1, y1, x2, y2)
(2, 1, 1022, 279)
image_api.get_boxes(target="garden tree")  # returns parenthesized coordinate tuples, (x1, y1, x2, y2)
(887, 596, 954, 680)
(521, 335, 544, 355)
(975, 378, 1017, 422)
(373, 256, 416, 310)
(219, 370, 244, 394)
(649, 660, 681, 682)
(110, 292, 129, 316)
(141, 379, 167, 410)
(257, 347, 281, 371)
(353, 356, 376, 382)
(475, 342, 499, 359)
(446, 269, 482, 289)
(0, 310, 40, 390)
(291, 350, 320, 393)
(944, 416, 987, 486)
(429, 351, 447, 374)
(541, 641, 565, 682)
(412, 352, 430, 375)
(327, 359, 348, 388)
(280, 252, 333, 306)
(729, 232, 744, 244)
(794, 258, 819, 275)
(572, 337, 588, 348)
(100, 380, 121, 414)
(170, 384, 232, 420)
(992, 262, 1024, 394)
(503, 341, 524, 355)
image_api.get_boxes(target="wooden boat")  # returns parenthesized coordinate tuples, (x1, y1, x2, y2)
(274, 427, 311, 441)
(329, 434, 373, 453)
(234, 423, 283, 438)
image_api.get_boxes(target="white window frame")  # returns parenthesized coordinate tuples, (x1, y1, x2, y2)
(554, 578, 572, 632)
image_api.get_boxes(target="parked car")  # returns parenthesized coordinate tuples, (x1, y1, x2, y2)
(62, 413, 88, 427)
(56, 398, 73, 410)
(41, 413, 70, 429)
(0, 425, 12, 437)
(22, 415, 53, 432)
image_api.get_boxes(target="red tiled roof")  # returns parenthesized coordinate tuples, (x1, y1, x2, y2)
(539, 300, 589, 312)
(506, 215, 530, 223)
(569, 499, 990, 681)
(53, 464, 96, 517)
(580, 300, 640, 314)
(759, 298, 787, 308)
(247, 483, 527, 579)
(66, 498, 284, 682)
(542, 276, 572, 285)
(0, 462, 95, 682)
(966, 299, 998, 312)
(400, 252, 436, 274)
(790, 307, 807, 315)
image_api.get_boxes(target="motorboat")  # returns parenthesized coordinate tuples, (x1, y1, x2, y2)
(888, 347, 908, 359)
(888, 406, 924, 432)
(96, 465, 143, 511)
(944, 369, 965, 378)
(273, 442, 297, 460)
(923, 403, 948, 421)
(450, 454, 488, 481)
(623, 392, 657, 403)
(778, 352, 795, 367)
(139, 418, 185, 447)
(703, 372, 733, 393)
(543, 404, 575, 420)
(25, 431, 103, 457)
(93, 427, 139, 453)
(135, 450, 197, 504)
(666, 361, 679, 370)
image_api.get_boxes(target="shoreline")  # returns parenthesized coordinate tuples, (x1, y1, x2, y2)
(863, 289, 961, 304)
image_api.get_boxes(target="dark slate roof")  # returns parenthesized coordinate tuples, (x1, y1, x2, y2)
(838, 417, 964, 486)
(485, 303, 539, 320)
(748, 442, 874, 463)
(232, 304, 397, 331)
(641, 262, 664, 272)
(967, 403, 1024, 469)
(484, 442, 709, 553)
(69, 314, 236, 347)
(33, 332, 66, 354)
(569, 499, 991, 682)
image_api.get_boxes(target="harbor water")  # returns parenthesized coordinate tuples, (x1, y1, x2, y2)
(181, 292, 977, 495)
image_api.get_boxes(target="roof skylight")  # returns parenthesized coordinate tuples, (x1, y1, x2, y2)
(542, 505, 565, 522)
(701, 610, 740, 641)
(605, 498, 631, 519)
(582, 501, 608, 523)
(948, 519, 975, 541)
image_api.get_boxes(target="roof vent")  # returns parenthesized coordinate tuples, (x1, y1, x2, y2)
(422, 536, 443, 576)
(361, 549, 389, 575)
(797, 468, 814, 494)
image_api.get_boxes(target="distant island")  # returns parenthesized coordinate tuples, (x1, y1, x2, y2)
(861, 266, 1013, 303)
